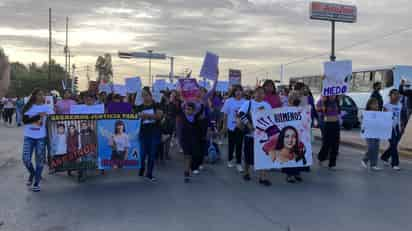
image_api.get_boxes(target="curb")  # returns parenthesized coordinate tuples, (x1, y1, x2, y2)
(313, 134, 412, 160)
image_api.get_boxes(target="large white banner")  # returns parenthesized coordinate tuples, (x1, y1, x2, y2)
(253, 106, 312, 170)
(322, 60, 352, 96)
(360, 111, 392, 139)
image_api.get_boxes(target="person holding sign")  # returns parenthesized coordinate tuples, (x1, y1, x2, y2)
(380, 89, 402, 171)
(22, 89, 54, 192)
(55, 89, 77, 114)
(361, 98, 383, 171)
(134, 87, 163, 183)
(263, 80, 282, 109)
(316, 95, 341, 170)
(238, 87, 272, 186)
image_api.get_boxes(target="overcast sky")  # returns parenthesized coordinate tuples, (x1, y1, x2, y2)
(1, 0, 411, 89)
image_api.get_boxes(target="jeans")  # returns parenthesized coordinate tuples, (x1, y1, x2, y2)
(363, 138, 380, 167)
(318, 121, 340, 167)
(22, 137, 46, 185)
(15, 108, 23, 126)
(381, 127, 401, 167)
(228, 128, 244, 164)
(140, 131, 160, 178)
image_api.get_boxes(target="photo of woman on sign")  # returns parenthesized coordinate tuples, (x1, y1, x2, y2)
(273, 126, 306, 164)
(109, 120, 130, 168)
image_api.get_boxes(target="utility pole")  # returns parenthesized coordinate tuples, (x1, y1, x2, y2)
(71, 64, 76, 93)
(48, 8, 52, 90)
(330, 21, 336, 62)
(280, 64, 284, 83)
(64, 16, 69, 86)
(68, 50, 71, 88)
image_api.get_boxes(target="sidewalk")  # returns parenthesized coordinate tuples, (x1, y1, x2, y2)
(313, 128, 412, 159)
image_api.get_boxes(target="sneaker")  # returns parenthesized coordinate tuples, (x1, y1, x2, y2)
(31, 184, 41, 192)
(361, 160, 368, 169)
(393, 166, 401, 171)
(381, 159, 391, 167)
(145, 176, 157, 183)
(236, 164, 244, 173)
(243, 174, 251, 181)
(259, 179, 272, 187)
(192, 170, 200, 175)
(371, 166, 383, 171)
(227, 161, 235, 168)
(328, 166, 337, 171)
(26, 175, 34, 186)
(199, 165, 204, 171)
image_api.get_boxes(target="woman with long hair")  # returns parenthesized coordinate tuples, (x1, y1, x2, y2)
(221, 84, 246, 172)
(134, 87, 163, 182)
(263, 79, 282, 109)
(316, 95, 341, 170)
(22, 88, 54, 192)
(110, 120, 130, 168)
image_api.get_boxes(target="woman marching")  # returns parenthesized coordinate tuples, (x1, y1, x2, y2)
(316, 95, 341, 170)
(22, 89, 54, 192)
(134, 87, 163, 182)
(239, 87, 272, 186)
(221, 84, 246, 172)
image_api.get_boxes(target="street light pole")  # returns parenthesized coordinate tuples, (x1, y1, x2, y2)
(148, 50, 153, 86)
(330, 21, 336, 62)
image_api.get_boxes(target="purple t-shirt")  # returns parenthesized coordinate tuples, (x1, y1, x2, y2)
(106, 102, 132, 114)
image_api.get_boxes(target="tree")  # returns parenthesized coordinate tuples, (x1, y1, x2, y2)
(8, 60, 68, 96)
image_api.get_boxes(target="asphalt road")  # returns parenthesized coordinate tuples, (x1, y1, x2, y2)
(1, 126, 412, 231)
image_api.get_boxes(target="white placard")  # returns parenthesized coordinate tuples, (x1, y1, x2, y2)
(113, 84, 127, 96)
(216, 81, 229, 93)
(125, 77, 142, 93)
(99, 83, 113, 94)
(322, 60, 352, 96)
(253, 106, 312, 170)
(70, 104, 105, 114)
(361, 111, 392, 139)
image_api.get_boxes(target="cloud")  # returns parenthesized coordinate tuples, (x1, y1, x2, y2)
(1, 0, 412, 88)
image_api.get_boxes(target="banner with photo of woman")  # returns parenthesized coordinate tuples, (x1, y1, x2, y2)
(97, 114, 141, 170)
(252, 106, 312, 170)
(48, 114, 99, 172)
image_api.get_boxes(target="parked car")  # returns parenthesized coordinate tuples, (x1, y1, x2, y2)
(339, 95, 360, 130)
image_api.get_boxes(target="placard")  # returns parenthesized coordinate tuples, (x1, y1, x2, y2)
(216, 81, 229, 93)
(177, 78, 200, 101)
(252, 106, 312, 170)
(99, 83, 113, 94)
(200, 51, 219, 81)
(70, 104, 105, 114)
(125, 77, 142, 93)
(361, 111, 392, 139)
(48, 114, 98, 172)
(113, 84, 127, 97)
(322, 60, 352, 96)
(97, 115, 141, 169)
(229, 69, 241, 86)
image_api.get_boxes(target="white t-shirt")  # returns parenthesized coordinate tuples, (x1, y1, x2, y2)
(52, 134, 67, 155)
(3, 98, 15, 109)
(24, 104, 54, 139)
(112, 134, 130, 152)
(384, 102, 402, 129)
(239, 100, 272, 136)
(221, 97, 246, 131)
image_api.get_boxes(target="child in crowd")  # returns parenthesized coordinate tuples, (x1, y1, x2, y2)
(381, 89, 402, 170)
(361, 98, 383, 171)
